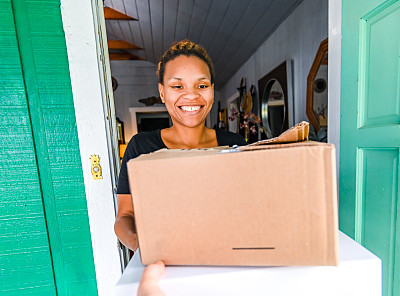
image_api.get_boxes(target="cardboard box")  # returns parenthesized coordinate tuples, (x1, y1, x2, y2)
(127, 141, 338, 266)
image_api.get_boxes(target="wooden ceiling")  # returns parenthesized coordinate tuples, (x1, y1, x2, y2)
(104, 0, 303, 88)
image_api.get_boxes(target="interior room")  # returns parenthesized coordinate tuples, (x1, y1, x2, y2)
(106, 0, 329, 147)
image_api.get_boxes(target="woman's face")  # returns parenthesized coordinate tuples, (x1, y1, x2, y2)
(158, 55, 214, 129)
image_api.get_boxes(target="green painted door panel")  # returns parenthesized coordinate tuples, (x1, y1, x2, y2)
(1, 0, 98, 295)
(340, 1, 400, 295)
(0, 0, 57, 294)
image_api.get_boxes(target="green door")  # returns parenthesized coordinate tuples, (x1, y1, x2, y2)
(340, 1, 400, 295)
(0, 1, 57, 294)
(0, 0, 98, 295)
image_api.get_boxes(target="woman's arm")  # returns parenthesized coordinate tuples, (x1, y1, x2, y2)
(114, 193, 139, 251)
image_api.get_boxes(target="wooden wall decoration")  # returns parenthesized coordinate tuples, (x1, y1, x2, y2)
(104, 7, 137, 20)
(109, 52, 143, 60)
(104, 7, 143, 60)
(108, 40, 142, 50)
(306, 38, 328, 134)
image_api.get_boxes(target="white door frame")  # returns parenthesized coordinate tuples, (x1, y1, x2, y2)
(60, 0, 122, 295)
(60, 0, 343, 294)
(328, 0, 342, 183)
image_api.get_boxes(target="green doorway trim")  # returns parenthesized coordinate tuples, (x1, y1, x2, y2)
(11, 0, 68, 293)
(0, 0, 98, 295)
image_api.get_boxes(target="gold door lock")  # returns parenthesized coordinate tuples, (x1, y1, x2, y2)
(90, 155, 103, 180)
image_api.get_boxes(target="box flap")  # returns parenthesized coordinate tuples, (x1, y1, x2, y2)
(247, 121, 309, 146)
(132, 121, 311, 161)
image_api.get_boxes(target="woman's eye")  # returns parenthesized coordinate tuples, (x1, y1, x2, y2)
(198, 85, 209, 89)
(171, 85, 182, 89)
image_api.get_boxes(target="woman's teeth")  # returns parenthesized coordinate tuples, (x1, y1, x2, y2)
(180, 105, 201, 112)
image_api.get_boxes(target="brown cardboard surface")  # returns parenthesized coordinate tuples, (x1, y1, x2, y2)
(127, 141, 338, 266)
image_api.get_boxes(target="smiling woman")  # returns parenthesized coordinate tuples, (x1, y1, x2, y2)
(159, 55, 216, 148)
(114, 40, 246, 251)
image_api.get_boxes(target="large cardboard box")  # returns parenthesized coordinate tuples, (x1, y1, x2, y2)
(127, 141, 338, 266)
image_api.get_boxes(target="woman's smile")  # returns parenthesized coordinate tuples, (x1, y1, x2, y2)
(178, 105, 204, 113)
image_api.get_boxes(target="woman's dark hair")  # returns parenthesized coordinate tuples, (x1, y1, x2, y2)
(157, 39, 215, 85)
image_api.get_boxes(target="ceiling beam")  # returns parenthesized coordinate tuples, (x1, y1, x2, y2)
(109, 52, 143, 60)
(104, 7, 137, 21)
(108, 40, 143, 50)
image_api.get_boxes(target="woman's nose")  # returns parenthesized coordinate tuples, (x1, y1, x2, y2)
(183, 88, 200, 99)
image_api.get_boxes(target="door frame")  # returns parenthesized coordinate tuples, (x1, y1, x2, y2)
(60, 0, 122, 295)
(59, 0, 344, 294)
(328, 0, 342, 184)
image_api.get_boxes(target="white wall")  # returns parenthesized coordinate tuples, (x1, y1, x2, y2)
(111, 60, 160, 141)
(218, 0, 328, 126)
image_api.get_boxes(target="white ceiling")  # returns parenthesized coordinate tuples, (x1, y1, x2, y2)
(104, 0, 303, 89)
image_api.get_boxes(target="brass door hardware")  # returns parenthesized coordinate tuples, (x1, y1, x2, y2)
(90, 155, 103, 180)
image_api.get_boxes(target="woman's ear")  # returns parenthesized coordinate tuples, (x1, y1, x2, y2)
(158, 83, 165, 103)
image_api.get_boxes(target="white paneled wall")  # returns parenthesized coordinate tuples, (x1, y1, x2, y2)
(219, 0, 328, 125)
(111, 60, 160, 141)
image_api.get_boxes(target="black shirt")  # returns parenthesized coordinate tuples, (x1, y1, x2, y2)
(117, 129, 246, 194)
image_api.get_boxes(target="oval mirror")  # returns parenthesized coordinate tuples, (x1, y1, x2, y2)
(258, 61, 290, 139)
(261, 79, 286, 138)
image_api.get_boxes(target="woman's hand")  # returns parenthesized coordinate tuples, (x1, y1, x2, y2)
(138, 261, 166, 296)
(114, 194, 139, 251)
